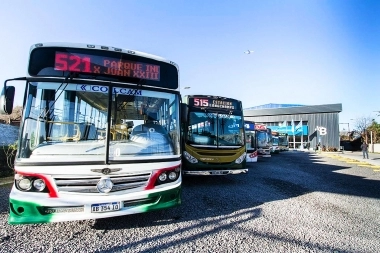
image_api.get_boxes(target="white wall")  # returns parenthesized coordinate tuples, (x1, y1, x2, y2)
(372, 144, 380, 153)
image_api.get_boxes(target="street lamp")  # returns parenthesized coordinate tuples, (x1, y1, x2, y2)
(339, 123, 350, 141)
(181, 86, 191, 97)
(339, 123, 350, 133)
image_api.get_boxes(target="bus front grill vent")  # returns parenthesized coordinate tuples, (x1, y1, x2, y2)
(54, 173, 151, 193)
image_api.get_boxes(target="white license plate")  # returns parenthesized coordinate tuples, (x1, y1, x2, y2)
(211, 171, 223, 175)
(91, 202, 120, 213)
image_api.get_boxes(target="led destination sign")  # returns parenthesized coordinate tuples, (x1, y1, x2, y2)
(189, 97, 240, 110)
(54, 52, 160, 81)
(28, 46, 179, 89)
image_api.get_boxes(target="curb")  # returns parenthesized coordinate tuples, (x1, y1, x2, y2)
(0, 176, 14, 185)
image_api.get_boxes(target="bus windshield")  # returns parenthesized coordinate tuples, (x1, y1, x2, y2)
(18, 81, 179, 163)
(186, 111, 244, 148)
(256, 131, 269, 148)
(279, 136, 288, 146)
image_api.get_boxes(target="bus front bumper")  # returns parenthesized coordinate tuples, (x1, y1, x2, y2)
(8, 186, 181, 225)
(183, 169, 248, 176)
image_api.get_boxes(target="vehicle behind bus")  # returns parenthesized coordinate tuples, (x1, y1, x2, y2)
(255, 124, 272, 157)
(181, 95, 247, 175)
(278, 134, 289, 151)
(244, 121, 258, 162)
(270, 130, 280, 154)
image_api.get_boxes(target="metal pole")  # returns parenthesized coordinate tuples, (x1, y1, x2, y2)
(300, 118, 303, 149)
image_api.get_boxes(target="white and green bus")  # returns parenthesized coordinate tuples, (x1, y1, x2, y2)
(0, 43, 182, 224)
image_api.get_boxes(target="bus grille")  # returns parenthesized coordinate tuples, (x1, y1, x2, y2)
(197, 152, 236, 156)
(202, 162, 231, 165)
(54, 173, 151, 193)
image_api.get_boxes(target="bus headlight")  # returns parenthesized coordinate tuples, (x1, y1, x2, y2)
(147, 165, 181, 188)
(17, 177, 32, 191)
(158, 172, 168, 182)
(168, 171, 177, 180)
(235, 152, 246, 164)
(184, 151, 198, 164)
(15, 175, 48, 193)
(33, 179, 46, 192)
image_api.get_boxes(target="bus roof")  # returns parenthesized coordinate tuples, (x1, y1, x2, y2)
(29, 42, 179, 69)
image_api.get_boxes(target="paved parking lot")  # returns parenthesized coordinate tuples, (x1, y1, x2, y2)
(1, 151, 379, 252)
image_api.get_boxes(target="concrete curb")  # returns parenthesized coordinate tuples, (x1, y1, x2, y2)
(0, 176, 14, 185)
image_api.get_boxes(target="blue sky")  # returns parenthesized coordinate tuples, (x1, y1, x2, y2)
(1, 0, 379, 130)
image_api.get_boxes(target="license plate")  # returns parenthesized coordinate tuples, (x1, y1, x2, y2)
(211, 171, 223, 175)
(91, 202, 120, 213)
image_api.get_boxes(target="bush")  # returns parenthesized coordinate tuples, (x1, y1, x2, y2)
(320, 146, 339, 152)
(0, 142, 17, 177)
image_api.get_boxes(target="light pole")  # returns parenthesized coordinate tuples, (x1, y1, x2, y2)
(349, 119, 354, 130)
(181, 86, 191, 97)
(339, 123, 350, 134)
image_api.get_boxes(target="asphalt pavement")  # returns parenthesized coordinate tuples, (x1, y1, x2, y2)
(1, 150, 379, 185)
(0, 149, 380, 185)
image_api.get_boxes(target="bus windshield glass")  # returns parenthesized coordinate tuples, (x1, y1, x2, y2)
(256, 131, 269, 148)
(186, 111, 244, 148)
(18, 81, 180, 163)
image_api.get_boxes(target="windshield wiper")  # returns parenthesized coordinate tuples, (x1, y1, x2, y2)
(39, 72, 75, 119)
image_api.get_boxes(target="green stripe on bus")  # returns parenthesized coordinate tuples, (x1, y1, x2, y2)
(8, 198, 54, 224)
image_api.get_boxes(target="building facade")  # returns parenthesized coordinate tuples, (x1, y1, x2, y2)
(244, 103, 342, 150)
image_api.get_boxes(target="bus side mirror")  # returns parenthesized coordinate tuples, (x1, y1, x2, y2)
(0, 86, 15, 115)
(180, 103, 188, 123)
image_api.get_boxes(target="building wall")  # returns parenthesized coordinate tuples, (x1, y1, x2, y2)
(244, 104, 342, 149)
(373, 144, 380, 153)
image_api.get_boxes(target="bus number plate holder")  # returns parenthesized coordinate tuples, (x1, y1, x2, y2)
(91, 202, 120, 213)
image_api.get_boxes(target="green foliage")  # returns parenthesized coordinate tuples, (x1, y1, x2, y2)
(366, 120, 380, 143)
(1, 141, 17, 171)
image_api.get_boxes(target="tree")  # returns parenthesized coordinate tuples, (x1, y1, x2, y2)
(367, 120, 380, 144)
(354, 116, 380, 143)
(352, 116, 372, 134)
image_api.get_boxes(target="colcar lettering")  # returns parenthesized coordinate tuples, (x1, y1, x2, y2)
(77, 85, 142, 96)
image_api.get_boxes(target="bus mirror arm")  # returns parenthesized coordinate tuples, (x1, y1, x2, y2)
(0, 77, 26, 115)
(180, 103, 188, 123)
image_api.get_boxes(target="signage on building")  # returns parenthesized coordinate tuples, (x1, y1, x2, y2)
(316, 126, 327, 136)
(268, 125, 308, 135)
